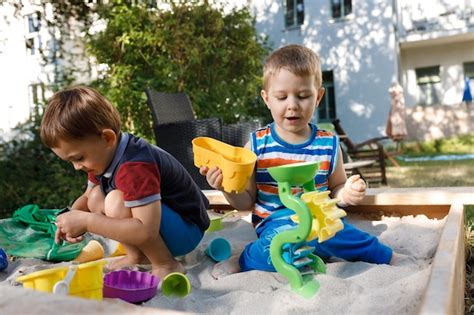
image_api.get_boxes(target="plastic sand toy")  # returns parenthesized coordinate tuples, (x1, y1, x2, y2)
(16, 259, 106, 300)
(206, 210, 238, 232)
(160, 272, 191, 298)
(103, 270, 158, 304)
(0, 248, 8, 271)
(73, 240, 105, 263)
(192, 137, 257, 193)
(205, 238, 231, 262)
(267, 161, 346, 298)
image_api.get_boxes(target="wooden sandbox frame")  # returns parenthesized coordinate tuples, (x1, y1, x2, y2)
(204, 187, 473, 315)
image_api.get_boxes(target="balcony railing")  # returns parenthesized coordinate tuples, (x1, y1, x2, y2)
(400, 3, 474, 36)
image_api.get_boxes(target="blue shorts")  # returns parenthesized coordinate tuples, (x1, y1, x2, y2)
(239, 209, 392, 272)
(160, 203, 204, 256)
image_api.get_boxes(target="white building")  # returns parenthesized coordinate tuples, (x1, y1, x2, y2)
(1, 0, 473, 141)
(244, 0, 474, 142)
(0, 1, 94, 140)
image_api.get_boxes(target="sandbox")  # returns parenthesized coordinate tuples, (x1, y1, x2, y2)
(0, 187, 471, 314)
(205, 187, 471, 314)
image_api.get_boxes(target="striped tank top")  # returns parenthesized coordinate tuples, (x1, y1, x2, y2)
(250, 123, 339, 224)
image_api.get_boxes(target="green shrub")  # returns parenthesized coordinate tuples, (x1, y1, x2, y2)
(88, 1, 271, 139)
(401, 134, 474, 155)
(0, 120, 85, 218)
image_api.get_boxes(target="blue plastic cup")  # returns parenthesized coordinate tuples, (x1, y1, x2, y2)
(0, 248, 8, 272)
(205, 238, 231, 262)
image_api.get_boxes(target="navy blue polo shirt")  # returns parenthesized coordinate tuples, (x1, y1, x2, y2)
(88, 133, 210, 231)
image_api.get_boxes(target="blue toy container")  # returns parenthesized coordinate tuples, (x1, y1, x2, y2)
(0, 248, 8, 271)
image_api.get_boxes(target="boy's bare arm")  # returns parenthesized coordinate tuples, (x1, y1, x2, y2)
(328, 146, 348, 200)
(222, 170, 257, 211)
(328, 146, 366, 206)
(56, 201, 161, 245)
(70, 186, 94, 211)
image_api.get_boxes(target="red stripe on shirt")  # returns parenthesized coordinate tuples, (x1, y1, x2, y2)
(115, 162, 161, 202)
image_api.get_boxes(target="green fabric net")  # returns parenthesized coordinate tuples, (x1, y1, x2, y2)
(0, 204, 85, 261)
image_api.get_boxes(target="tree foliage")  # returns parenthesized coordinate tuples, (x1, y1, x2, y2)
(0, 1, 270, 214)
(88, 1, 271, 138)
(0, 120, 85, 217)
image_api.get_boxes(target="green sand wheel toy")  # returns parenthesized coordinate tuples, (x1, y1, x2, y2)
(267, 161, 347, 298)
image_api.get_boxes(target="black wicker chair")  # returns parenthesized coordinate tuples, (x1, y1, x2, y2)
(145, 89, 195, 125)
(145, 88, 261, 189)
(222, 120, 261, 147)
(153, 118, 222, 189)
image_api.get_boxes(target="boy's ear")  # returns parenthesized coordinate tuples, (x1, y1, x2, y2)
(261, 90, 270, 109)
(316, 87, 325, 106)
(101, 129, 117, 147)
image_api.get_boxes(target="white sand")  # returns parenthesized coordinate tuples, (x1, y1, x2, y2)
(0, 213, 445, 314)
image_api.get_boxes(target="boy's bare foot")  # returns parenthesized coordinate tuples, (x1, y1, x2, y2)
(106, 254, 150, 271)
(151, 260, 186, 280)
(390, 252, 418, 267)
(210, 255, 240, 280)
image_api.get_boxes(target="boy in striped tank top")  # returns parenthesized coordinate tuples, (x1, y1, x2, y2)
(201, 45, 394, 273)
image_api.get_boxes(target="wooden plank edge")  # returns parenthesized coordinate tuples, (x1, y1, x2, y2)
(418, 203, 465, 315)
(203, 187, 474, 209)
(345, 204, 450, 219)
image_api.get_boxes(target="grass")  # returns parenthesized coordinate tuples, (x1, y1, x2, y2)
(387, 159, 474, 188)
(382, 135, 474, 313)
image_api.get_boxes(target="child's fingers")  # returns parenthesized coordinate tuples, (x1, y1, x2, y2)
(347, 175, 360, 183)
(210, 172, 223, 189)
(54, 225, 63, 244)
(351, 180, 366, 192)
(64, 234, 82, 243)
(207, 167, 220, 180)
(199, 166, 209, 175)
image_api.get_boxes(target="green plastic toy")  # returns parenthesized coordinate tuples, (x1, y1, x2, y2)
(267, 161, 346, 298)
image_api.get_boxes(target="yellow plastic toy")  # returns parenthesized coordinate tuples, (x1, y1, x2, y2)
(292, 191, 347, 242)
(73, 240, 104, 263)
(192, 137, 257, 193)
(16, 259, 106, 300)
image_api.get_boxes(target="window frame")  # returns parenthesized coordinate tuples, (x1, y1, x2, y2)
(284, 0, 305, 29)
(415, 65, 441, 106)
(26, 12, 41, 34)
(464, 62, 474, 80)
(315, 70, 337, 123)
(28, 83, 45, 121)
(330, 0, 353, 20)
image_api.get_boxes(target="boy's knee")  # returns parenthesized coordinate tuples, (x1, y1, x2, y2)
(88, 185, 105, 214)
(104, 190, 131, 219)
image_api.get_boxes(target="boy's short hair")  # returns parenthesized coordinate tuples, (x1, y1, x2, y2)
(263, 44, 322, 90)
(40, 86, 121, 148)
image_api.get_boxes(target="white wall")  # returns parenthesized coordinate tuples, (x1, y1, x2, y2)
(248, 0, 399, 143)
(401, 39, 474, 106)
(0, 3, 33, 139)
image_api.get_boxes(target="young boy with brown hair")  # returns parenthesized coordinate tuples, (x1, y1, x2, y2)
(40, 86, 210, 279)
(201, 45, 394, 272)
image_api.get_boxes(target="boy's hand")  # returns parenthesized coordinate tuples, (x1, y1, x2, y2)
(199, 166, 223, 190)
(55, 210, 88, 244)
(341, 175, 366, 206)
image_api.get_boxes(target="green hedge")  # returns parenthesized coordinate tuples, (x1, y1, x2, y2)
(0, 120, 85, 218)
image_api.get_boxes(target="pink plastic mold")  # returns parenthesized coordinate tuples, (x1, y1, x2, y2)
(103, 270, 159, 303)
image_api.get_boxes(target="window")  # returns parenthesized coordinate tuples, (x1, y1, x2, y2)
(464, 62, 474, 79)
(29, 83, 45, 121)
(285, 0, 304, 28)
(26, 12, 41, 33)
(316, 71, 337, 122)
(331, 0, 352, 19)
(26, 36, 41, 55)
(416, 66, 441, 105)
